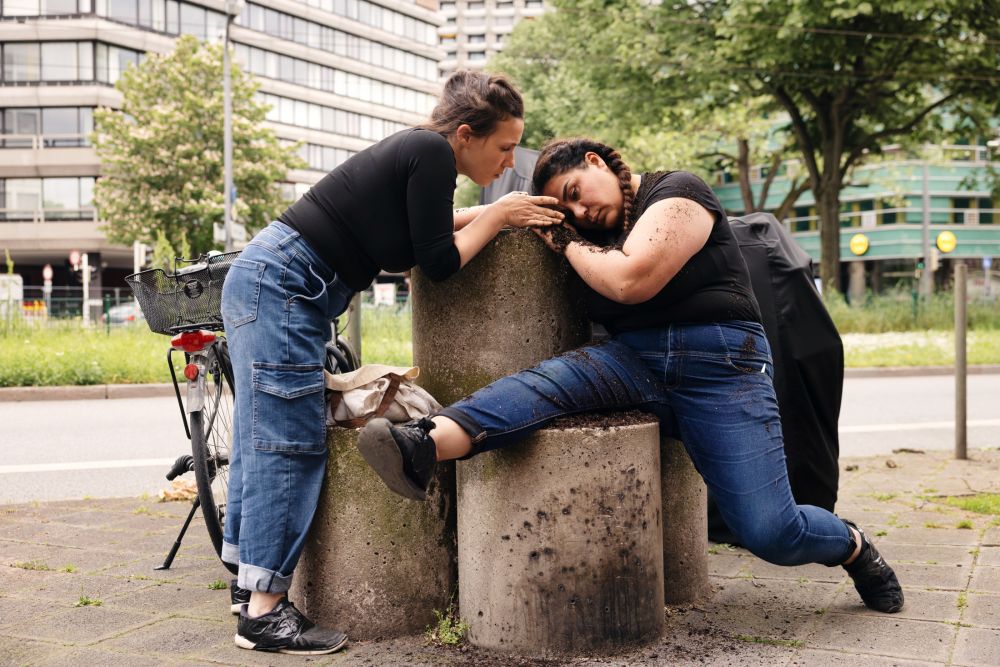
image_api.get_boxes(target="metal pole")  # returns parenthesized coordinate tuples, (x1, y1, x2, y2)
(954, 262, 967, 460)
(347, 293, 362, 364)
(920, 161, 932, 297)
(223, 11, 234, 253)
(81, 252, 90, 326)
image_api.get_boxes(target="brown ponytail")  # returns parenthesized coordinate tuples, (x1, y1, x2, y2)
(423, 70, 524, 138)
(532, 138, 636, 237)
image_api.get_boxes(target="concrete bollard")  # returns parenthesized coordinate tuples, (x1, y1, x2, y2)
(457, 420, 665, 656)
(289, 428, 456, 640)
(660, 437, 709, 604)
(411, 228, 589, 405)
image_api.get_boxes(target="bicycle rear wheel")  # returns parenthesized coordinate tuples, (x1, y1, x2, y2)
(190, 341, 237, 574)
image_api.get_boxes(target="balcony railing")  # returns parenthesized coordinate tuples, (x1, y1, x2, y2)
(0, 133, 90, 149)
(0, 207, 98, 223)
(784, 207, 1000, 232)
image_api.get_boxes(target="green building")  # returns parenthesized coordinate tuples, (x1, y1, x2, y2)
(712, 144, 1000, 299)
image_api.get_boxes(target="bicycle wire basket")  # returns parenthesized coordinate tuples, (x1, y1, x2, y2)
(126, 251, 240, 335)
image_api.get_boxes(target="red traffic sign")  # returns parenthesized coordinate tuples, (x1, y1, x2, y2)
(42, 264, 53, 281)
(69, 250, 81, 268)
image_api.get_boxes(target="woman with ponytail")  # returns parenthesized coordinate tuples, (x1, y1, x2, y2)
(359, 137, 904, 617)
(220, 71, 562, 655)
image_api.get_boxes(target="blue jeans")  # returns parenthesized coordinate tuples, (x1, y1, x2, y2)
(441, 321, 855, 567)
(220, 221, 355, 592)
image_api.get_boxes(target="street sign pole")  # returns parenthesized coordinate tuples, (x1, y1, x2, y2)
(81, 252, 91, 327)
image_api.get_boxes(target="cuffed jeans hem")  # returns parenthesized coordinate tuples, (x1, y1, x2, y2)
(221, 541, 240, 566)
(238, 562, 294, 594)
(437, 406, 486, 460)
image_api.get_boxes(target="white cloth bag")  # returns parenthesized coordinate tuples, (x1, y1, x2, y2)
(324, 364, 441, 427)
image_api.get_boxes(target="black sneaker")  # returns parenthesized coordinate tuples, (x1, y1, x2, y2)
(230, 579, 250, 614)
(235, 599, 348, 655)
(842, 520, 904, 613)
(357, 417, 437, 500)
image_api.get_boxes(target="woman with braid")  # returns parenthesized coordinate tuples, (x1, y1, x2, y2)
(358, 137, 904, 615)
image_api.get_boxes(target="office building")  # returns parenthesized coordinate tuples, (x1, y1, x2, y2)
(437, 0, 545, 76)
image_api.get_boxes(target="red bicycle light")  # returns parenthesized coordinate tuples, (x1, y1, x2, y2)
(170, 330, 217, 353)
(183, 363, 200, 381)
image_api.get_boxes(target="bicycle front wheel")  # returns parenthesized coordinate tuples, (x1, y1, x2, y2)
(190, 341, 238, 574)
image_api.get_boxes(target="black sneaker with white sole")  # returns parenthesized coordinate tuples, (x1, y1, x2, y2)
(356, 417, 438, 500)
(235, 599, 348, 655)
(230, 579, 250, 614)
(842, 519, 904, 613)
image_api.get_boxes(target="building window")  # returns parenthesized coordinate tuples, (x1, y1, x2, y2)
(0, 176, 95, 220)
(1, 0, 83, 15)
(468, 34, 486, 44)
(468, 51, 487, 61)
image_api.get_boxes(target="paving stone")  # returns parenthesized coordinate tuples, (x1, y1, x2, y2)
(877, 526, 982, 546)
(806, 614, 955, 662)
(105, 580, 229, 616)
(952, 625, 1000, 667)
(29, 646, 186, 667)
(5, 604, 158, 644)
(710, 578, 842, 616)
(0, 594, 67, 632)
(99, 615, 229, 657)
(969, 565, 1000, 593)
(831, 586, 961, 623)
(979, 546, 1000, 566)
(890, 562, 972, 590)
(877, 543, 976, 567)
(726, 558, 847, 585)
(962, 591, 1000, 629)
(786, 648, 945, 666)
(0, 636, 66, 667)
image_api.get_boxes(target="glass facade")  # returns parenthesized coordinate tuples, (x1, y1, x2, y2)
(258, 92, 406, 141)
(0, 42, 139, 84)
(297, 142, 356, 172)
(289, 0, 437, 45)
(236, 2, 437, 81)
(0, 176, 95, 220)
(1, 107, 93, 146)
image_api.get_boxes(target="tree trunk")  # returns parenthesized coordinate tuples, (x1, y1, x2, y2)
(737, 139, 754, 213)
(816, 187, 842, 293)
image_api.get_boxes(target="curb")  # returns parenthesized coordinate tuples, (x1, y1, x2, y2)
(2, 365, 998, 401)
(844, 364, 1000, 378)
(0, 383, 175, 402)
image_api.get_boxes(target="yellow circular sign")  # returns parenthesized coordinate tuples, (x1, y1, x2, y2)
(849, 233, 869, 256)
(936, 230, 957, 253)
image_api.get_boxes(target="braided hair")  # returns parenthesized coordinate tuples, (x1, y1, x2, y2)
(531, 138, 636, 239)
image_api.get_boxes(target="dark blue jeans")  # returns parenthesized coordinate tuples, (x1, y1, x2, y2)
(220, 221, 355, 592)
(441, 321, 855, 567)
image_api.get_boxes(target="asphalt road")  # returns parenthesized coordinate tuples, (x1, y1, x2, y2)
(1, 373, 997, 504)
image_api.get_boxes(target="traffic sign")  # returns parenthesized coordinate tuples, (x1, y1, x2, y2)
(849, 233, 869, 256)
(936, 230, 957, 253)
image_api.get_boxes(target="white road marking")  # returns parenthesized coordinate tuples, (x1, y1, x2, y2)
(0, 458, 176, 474)
(840, 419, 1000, 434)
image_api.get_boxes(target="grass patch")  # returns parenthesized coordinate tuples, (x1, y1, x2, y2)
(425, 604, 469, 646)
(956, 520, 974, 530)
(208, 579, 228, 590)
(874, 529, 888, 537)
(59, 564, 77, 573)
(841, 330, 1000, 368)
(871, 492, 897, 502)
(11, 560, 51, 571)
(736, 635, 804, 648)
(825, 289, 1000, 333)
(942, 493, 1000, 516)
(957, 592, 968, 609)
(708, 543, 737, 555)
(74, 594, 102, 607)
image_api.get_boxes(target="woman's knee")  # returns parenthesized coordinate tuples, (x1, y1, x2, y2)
(731, 516, 807, 566)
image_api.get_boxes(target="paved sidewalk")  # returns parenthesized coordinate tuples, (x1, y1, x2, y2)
(1, 449, 999, 666)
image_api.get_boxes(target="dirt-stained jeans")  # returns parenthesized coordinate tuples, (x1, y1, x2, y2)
(440, 321, 856, 567)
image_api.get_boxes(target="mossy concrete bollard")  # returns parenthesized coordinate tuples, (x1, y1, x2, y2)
(660, 437, 709, 604)
(289, 428, 455, 640)
(457, 420, 665, 656)
(411, 228, 589, 405)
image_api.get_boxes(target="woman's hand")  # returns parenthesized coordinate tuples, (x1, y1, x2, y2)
(491, 191, 564, 228)
(533, 222, 585, 254)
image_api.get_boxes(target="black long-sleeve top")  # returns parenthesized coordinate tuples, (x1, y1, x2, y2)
(278, 128, 461, 291)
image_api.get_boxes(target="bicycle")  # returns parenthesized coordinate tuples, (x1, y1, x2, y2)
(126, 251, 359, 574)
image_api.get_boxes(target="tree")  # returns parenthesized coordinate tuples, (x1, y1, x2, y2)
(92, 35, 303, 256)
(496, 0, 1000, 291)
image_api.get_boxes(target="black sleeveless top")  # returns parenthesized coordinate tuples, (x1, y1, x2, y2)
(584, 171, 761, 333)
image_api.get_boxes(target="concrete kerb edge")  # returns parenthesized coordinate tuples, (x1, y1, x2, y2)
(0, 383, 175, 402)
(0, 364, 997, 401)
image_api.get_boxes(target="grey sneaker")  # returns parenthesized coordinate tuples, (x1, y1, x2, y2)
(842, 520, 904, 613)
(357, 417, 437, 500)
(235, 599, 347, 655)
